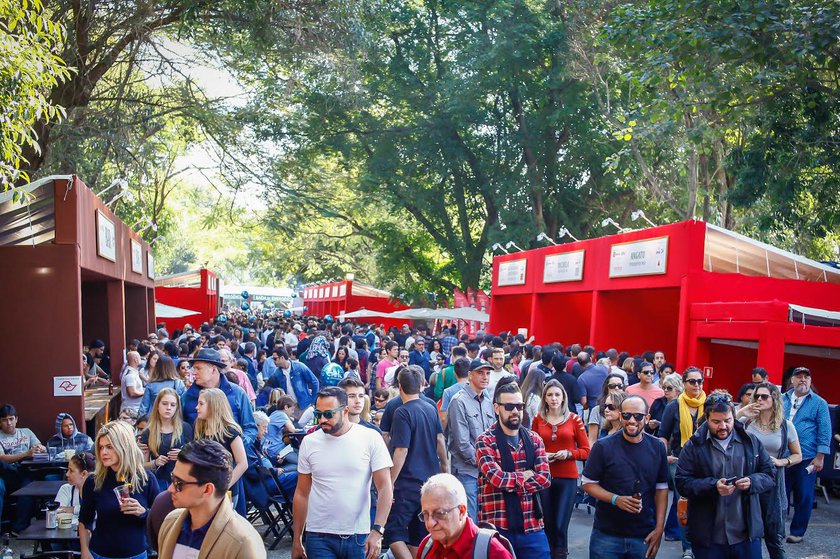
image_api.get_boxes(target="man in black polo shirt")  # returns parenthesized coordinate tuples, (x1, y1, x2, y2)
(582, 395, 668, 559)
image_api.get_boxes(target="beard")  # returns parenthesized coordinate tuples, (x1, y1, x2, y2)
(321, 416, 345, 435)
(502, 415, 521, 431)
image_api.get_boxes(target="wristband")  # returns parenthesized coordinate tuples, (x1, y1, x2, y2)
(611, 494, 618, 506)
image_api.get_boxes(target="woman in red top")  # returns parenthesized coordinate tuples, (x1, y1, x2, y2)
(531, 379, 590, 559)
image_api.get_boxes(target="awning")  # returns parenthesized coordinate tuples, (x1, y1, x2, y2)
(155, 302, 201, 318)
(342, 309, 394, 319)
(789, 304, 840, 328)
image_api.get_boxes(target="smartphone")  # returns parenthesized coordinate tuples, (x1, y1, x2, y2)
(724, 476, 737, 485)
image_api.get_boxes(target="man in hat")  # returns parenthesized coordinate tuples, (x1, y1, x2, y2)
(181, 348, 256, 444)
(447, 359, 495, 521)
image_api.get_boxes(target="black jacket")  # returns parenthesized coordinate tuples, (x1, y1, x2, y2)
(675, 421, 775, 543)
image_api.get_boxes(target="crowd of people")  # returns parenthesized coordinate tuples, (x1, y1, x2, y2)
(1, 311, 837, 559)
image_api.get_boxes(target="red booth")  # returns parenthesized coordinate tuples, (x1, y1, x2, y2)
(0, 175, 156, 437)
(154, 268, 220, 332)
(490, 220, 840, 402)
(302, 280, 410, 329)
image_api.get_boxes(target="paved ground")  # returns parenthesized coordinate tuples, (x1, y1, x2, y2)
(10, 493, 839, 558)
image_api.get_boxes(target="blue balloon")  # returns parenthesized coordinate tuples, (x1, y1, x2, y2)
(241, 290, 249, 300)
(283, 310, 292, 318)
(241, 301, 250, 311)
(249, 315, 256, 322)
(217, 314, 227, 324)
(324, 314, 334, 323)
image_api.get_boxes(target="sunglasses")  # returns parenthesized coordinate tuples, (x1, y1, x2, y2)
(755, 393, 771, 401)
(685, 378, 704, 386)
(498, 403, 525, 412)
(663, 386, 675, 392)
(170, 474, 204, 492)
(640, 370, 654, 375)
(313, 405, 346, 420)
(604, 403, 618, 411)
(375, 397, 387, 402)
(621, 412, 646, 422)
(607, 383, 624, 390)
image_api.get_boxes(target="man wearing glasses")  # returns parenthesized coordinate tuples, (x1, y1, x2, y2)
(416, 473, 513, 559)
(409, 339, 432, 380)
(582, 395, 669, 559)
(626, 362, 665, 408)
(675, 391, 775, 559)
(293, 387, 393, 559)
(475, 378, 551, 557)
(159, 439, 265, 558)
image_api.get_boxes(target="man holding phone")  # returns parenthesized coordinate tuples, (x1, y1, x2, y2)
(675, 391, 776, 559)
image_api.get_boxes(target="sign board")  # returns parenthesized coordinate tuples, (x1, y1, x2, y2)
(704, 366, 714, 379)
(609, 236, 669, 278)
(543, 250, 585, 283)
(96, 210, 117, 262)
(54, 376, 83, 397)
(339, 284, 347, 297)
(130, 240, 143, 274)
(147, 252, 155, 279)
(331, 285, 338, 298)
(497, 258, 527, 287)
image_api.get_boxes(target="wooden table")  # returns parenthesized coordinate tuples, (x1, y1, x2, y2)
(16, 523, 78, 553)
(84, 386, 119, 435)
(11, 480, 65, 498)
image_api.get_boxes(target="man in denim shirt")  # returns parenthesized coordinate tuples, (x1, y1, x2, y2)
(782, 367, 832, 543)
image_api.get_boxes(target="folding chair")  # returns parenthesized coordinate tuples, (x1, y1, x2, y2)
(255, 466, 295, 550)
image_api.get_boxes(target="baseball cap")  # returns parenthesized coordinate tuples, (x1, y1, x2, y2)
(469, 359, 493, 372)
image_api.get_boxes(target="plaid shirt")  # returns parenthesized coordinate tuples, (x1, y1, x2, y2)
(440, 335, 459, 358)
(476, 424, 551, 533)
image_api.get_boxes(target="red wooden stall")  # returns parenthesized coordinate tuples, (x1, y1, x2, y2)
(302, 280, 410, 330)
(154, 268, 220, 332)
(0, 175, 155, 437)
(489, 220, 840, 402)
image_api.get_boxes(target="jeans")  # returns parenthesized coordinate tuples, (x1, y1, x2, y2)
(589, 527, 648, 559)
(453, 471, 478, 522)
(664, 491, 681, 540)
(498, 528, 550, 558)
(692, 539, 761, 559)
(305, 532, 367, 559)
(541, 477, 577, 554)
(90, 551, 147, 559)
(669, 461, 691, 551)
(785, 460, 816, 537)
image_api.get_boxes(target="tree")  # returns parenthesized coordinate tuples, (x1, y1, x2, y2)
(0, 0, 70, 190)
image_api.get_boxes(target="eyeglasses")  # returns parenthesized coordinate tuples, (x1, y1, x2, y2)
(170, 474, 204, 492)
(607, 383, 624, 390)
(663, 386, 675, 392)
(604, 403, 617, 411)
(417, 505, 459, 523)
(498, 403, 525, 412)
(640, 370, 654, 375)
(399, 355, 409, 360)
(755, 393, 771, 401)
(685, 378, 704, 386)
(621, 412, 646, 422)
(313, 405, 346, 420)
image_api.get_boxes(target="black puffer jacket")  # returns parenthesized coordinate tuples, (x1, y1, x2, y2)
(675, 420, 775, 543)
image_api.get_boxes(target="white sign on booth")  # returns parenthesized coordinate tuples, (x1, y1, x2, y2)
(609, 236, 669, 278)
(497, 259, 527, 287)
(54, 376, 83, 397)
(543, 250, 585, 283)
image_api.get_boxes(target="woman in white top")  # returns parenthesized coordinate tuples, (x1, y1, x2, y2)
(55, 452, 95, 513)
(742, 381, 802, 559)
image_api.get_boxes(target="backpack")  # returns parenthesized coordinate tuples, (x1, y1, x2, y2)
(418, 525, 516, 559)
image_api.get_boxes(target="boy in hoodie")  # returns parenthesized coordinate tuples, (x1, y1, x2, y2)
(47, 413, 94, 453)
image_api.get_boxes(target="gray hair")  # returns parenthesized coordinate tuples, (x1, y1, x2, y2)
(420, 473, 467, 506)
(253, 411, 269, 428)
(662, 372, 684, 393)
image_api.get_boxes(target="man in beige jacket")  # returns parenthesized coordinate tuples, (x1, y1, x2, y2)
(158, 439, 265, 559)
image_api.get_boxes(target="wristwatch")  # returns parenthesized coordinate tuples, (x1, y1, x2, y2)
(371, 524, 385, 536)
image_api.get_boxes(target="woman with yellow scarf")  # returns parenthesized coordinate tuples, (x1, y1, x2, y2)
(658, 367, 707, 559)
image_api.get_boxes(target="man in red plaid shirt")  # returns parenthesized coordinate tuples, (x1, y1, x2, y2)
(476, 378, 552, 557)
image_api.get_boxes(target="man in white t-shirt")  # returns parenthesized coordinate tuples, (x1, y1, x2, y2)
(120, 351, 145, 413)
(292, 387, 393, 559)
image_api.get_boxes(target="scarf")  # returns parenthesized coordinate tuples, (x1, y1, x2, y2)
(678, 390, 706, 447)
(493, 423, 540, 532)
(306, 336, 331, 362)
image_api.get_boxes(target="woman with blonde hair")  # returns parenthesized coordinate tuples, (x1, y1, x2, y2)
(744, 381, 802, 558)
(532, 379, 590, 559)
(138, 388, 193, 489)
(137, 355, 186, 416)
(79, 421, 160, 559)
(194, 388, 248, 505)
(597, 390, 627, 441)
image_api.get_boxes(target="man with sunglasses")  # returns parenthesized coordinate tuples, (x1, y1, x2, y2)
(475, 378, 551, 557)
(293, 387, 393, 559)
(781, 366, 831, 544)
(582, 395, 669, 559)
(158, 439, 265, 558)
(626, 362, 664, 408)
(675, 391, 775, 559)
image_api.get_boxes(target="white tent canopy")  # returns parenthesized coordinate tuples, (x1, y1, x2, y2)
(155, 302, 201, 318)
(341, 307, 489, 322)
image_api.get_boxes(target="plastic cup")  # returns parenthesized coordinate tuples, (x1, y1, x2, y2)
(64, 449, 75, 461)
(113, 484, 131, 504)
